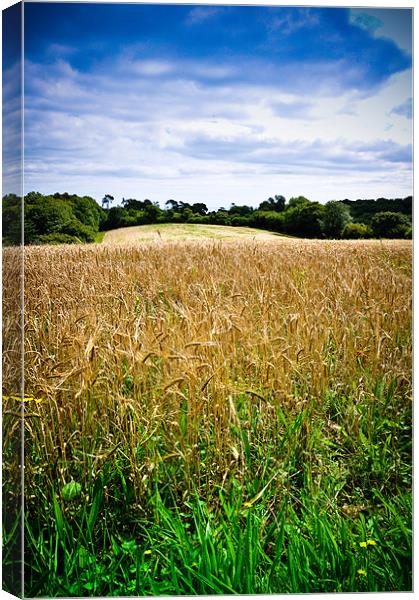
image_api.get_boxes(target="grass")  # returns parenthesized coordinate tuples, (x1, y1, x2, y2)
(94, 231, 106, 243)
(2, 238, 412, 596)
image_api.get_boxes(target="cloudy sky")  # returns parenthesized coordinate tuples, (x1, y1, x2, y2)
(9, 3, 414, 208)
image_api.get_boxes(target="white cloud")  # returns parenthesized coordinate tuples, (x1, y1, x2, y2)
(23, 54, 412, 208)
(131, 60, 173, 76)
(3, 61, 22, 195)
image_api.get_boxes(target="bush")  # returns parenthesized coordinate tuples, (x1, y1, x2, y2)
(208, 211, 231, 225)
(188, 215, 208, 224)
(251, 211, 285, 233)
(30, 233, 81, 245)
(61, 219, 96, 243)
(231, 215, 251, 227)
(342, 223, 372, 239)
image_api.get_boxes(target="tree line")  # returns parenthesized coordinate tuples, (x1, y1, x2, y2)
(2, 191, 412, 245)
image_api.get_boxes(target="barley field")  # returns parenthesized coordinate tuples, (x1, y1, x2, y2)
(2, 237, 412, 595)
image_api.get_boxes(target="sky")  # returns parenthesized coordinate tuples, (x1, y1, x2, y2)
(3, 2, 413, 209)
(2, 1, 22, 195)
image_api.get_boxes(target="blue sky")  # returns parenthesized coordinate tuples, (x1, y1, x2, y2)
(9, 3, 413, 207)
(2, 1, 22, 195)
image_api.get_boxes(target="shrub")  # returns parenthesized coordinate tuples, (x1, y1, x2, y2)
(31, 233, 81, 245)
(251, 211, 285, 233)
(61, 219, 96, 243)
(342, 223, 372, 239)
(231, 215, 251, 227)
(208, 211, 231, 225)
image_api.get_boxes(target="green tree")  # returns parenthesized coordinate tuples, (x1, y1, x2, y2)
(258, 195, 286, 212)
(143, 203, 161, 224)
(25, 197, 73, 243)
(208, 210, 231, 225)
(182, 208, 194, 221)
(165, 199, 180, 211)
(322, 201, 352, 238)
(2, 194, 22, 245)
(371, 212, 411, 238)
(191, 203, 208, 215)
(102, 194, 114, 210)
(229, 204, 253, 216)
(252, 210, 285, 233)
(70, 195, 105, 230)
(102, 206, 124, 230)
(283, 202, 325, 237)
(341, 196, 412, 224)
(287, 196, 311, 209)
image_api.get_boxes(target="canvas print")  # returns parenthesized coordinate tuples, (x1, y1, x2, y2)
(2, 1, 412, 597)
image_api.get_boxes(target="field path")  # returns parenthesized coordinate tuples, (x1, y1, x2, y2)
(102, 223, 287, 244)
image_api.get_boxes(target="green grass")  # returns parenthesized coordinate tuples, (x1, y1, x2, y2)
(94, 231, 106, 243)
(20, 380, 412, 596)
(23, 485, 411, 596)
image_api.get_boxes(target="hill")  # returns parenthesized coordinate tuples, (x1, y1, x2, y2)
(101, 223, 288, 244)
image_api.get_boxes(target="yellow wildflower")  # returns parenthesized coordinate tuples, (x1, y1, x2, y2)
(359, 541, 367, 548)
(366, 539, 376, 546)
(357, 569, 367, 576)
(144, 550, 152, 555)
(3, 395, 43, 404)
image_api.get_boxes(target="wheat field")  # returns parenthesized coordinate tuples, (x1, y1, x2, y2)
(101, 222, 284, 244)
(2, 238, 412, 595)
